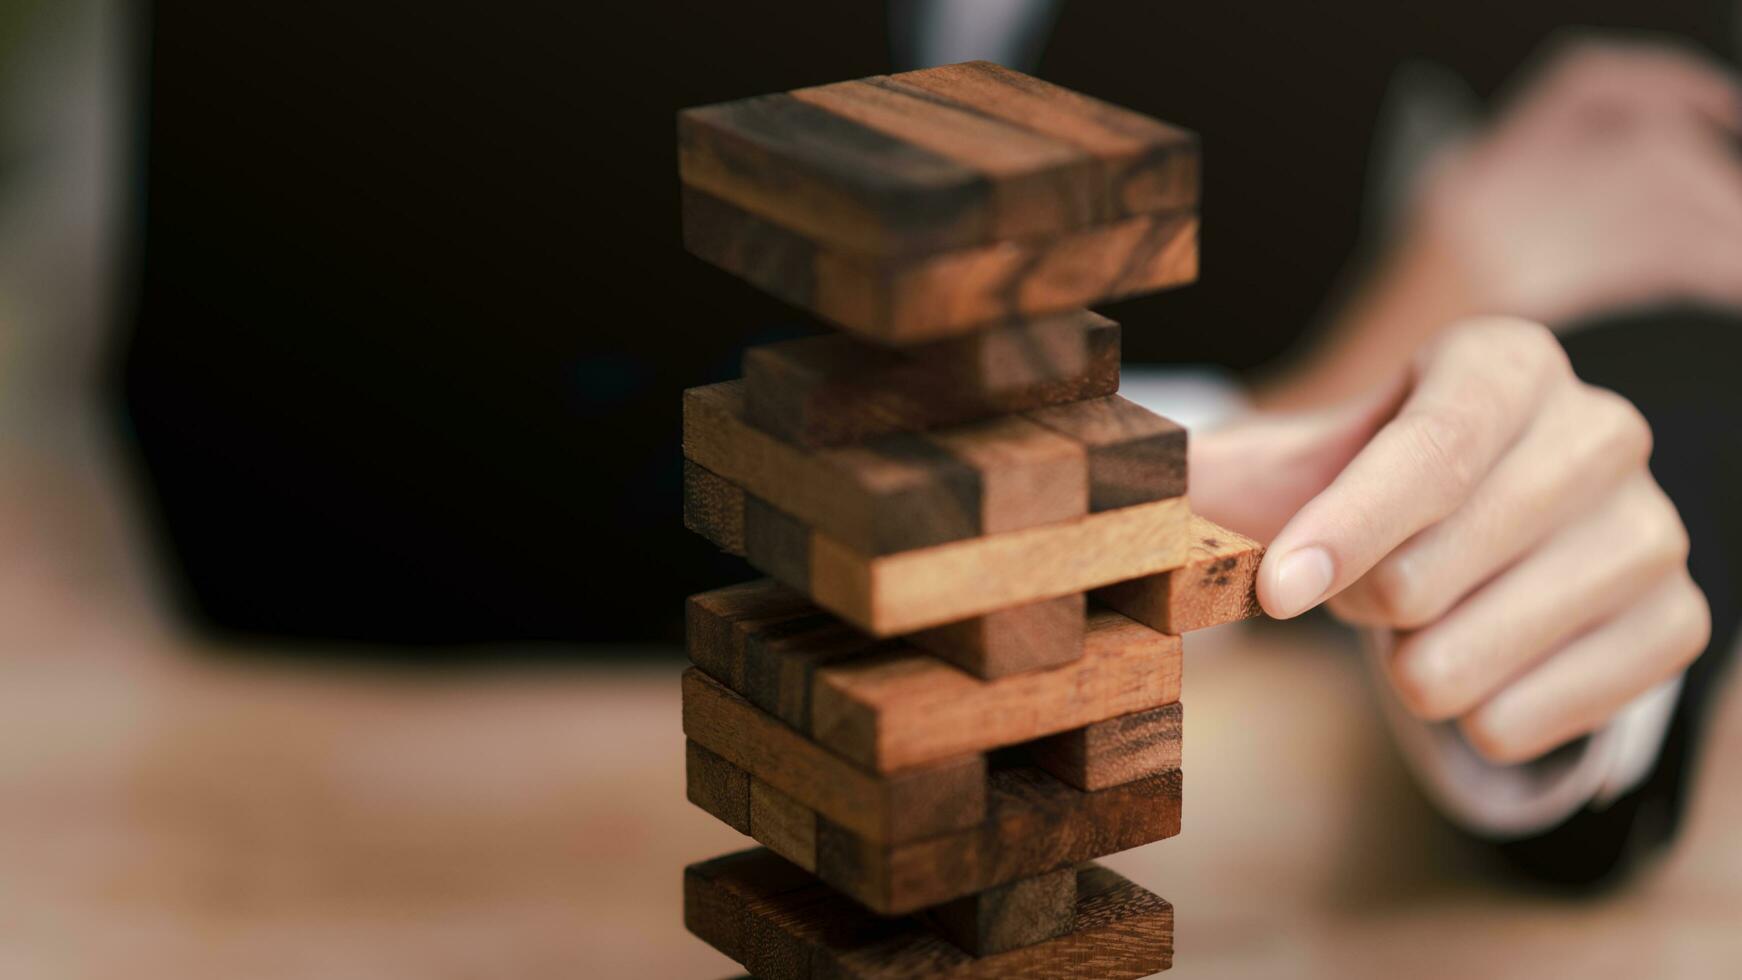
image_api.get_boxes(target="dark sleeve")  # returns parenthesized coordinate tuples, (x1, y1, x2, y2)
(1485, 309, 1742, 888)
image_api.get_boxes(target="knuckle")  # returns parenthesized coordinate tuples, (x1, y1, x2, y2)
(1459, 710, 1535, 766)
(1363, 559, 1437, 630)
(1643, 483, 1692, 564)
(1585, 385, 1654, 465)
(1389, 634, 1465, 721)
(1492, 317, 1569, 377)
(1671, 576, 1713, 664)
(1400, 408, 1482, 501)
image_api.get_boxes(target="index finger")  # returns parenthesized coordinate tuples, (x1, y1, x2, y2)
(1256, 318, 1568, 619)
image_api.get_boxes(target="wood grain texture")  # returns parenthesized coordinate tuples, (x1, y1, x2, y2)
(789, 78, 1098, 246)
(683, 460, 747, 556)
(813, 610, 1181, 772)
(890, 61, 1198, 219)
(908, 593, 1085, 680)
(685, 579, 817, 691)
(921, 868, 1076, 956)
(685, 381, 1086, 555)
(689, 580, 1180, 772)
(691, 761, 1182, 915)
(1094, 514, 1264, 634)
(1030, 702, 1183, 792)
(751, 780, 818, 873)
(807, 494, 1188, 635)
(681, 459, 1191, 636)
(686, 739, 751, 834)
(743, 311, 1119, 449)
(1024, 395, 1186, 510)
(742, 614, 882, 732)
(686, 849, 1172, 979)
(679, 63, 1197, 259)
(678, 90, 987, 258)
(682, 668, 985, 844)
(683, 186, 1198, 344)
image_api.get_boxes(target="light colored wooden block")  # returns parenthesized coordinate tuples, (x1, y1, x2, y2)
(1094, 514, 1263, 634)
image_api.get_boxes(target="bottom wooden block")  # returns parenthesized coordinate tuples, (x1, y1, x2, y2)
(688, 737, 1181, 914)
(686, 848, 1173, 979)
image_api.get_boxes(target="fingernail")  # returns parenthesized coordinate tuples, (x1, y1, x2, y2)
(1271, 546, 1334, 618)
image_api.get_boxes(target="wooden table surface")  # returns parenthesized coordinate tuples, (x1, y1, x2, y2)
(5, 601, 1739, 979)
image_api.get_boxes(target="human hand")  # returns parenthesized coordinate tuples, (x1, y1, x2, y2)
(1193, 317, 1710, 764)
(1406, 38, 1742, 326)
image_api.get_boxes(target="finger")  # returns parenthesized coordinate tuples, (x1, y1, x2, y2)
(1385, 474, 1688, 721)
(1187, 378, 1408, 542)
(1330, 382, 1650, 628)
(1257, 318, 1565, 619)
(1458, 569, 1710, 764)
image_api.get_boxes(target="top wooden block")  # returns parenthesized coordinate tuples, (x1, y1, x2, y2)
(679, 61, 1199, 259)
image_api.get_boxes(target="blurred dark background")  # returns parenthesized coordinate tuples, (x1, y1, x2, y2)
(119, 0, 1733, 646)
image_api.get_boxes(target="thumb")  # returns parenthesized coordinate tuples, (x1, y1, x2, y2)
(1188, 378, 1408, 545)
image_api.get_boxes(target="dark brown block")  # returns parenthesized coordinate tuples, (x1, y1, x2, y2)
(922, 869, 1077, 956)
(1094, 514, 1264, 634)
(751, 780, 819, 873)
(1025, 396, 1186, 510)
(1031, 702, 1183, 792)
(687, 739, 751, 834)
(687, 579, 1182, 772)
(686, 851, 1172, 980)
(685, 578, 817, 691)
(682, 668, 985, 844)
(909, 594, 1085, 679)
(691, 750, 1183, 915)
(743, 311, 1119, 448)
(678, 62, 1198, 258)
(684, 459, 747, 556)
(685, 380, 1086, 556)
(683, 187, 1197, 345)
(889, 61, 1199, 219)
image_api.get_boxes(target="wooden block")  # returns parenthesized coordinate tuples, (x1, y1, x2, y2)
(1024, 396, 1186, 511)
(686, 578, 817, 690)
(751, 780, 818, 873)
(741, 613, 882, 732)
(681, 462, 1191, 636)
(889, 61, 1199, 219)
(1094, 514, 1264, 634)
(909, 594, 1085, 679)
(922, 869, 1077, 956)
(814, 610, 1181, 772)
(682, 668, 985, 844)
(1030, 702, 1183, 792)
(687, 739, 752, 834)
(921, 416, 1086, 535)
(691, 759, 1182, 915)
(743, 311, 1120, 448)
(683, 847, 818, 969)
(820, 766, 1182, 914)
(689, 580, 1181, 772)
(684, 459, 748, 555)
(685, 381, 1086, 555)
(678, 65, 1197, 259)
(683, 186, 1198, 345)
(687, 850, 1172, 980)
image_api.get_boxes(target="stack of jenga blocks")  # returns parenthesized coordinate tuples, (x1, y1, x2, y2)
(676, 61, 1263, 978)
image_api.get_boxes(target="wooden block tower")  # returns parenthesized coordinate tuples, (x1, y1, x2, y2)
(677, 61, 1262, 978)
